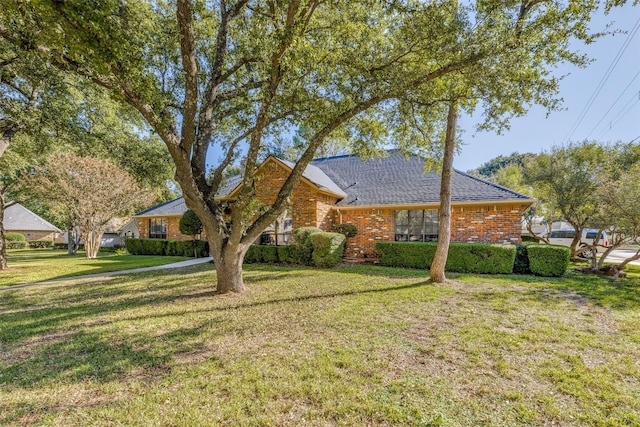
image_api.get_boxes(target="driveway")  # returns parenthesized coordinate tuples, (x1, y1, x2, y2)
(601, 249, 640, 266)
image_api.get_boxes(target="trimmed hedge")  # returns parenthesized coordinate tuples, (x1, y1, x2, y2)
(376, 241, 435, 269)
(125, 238, 209, 257)
(376, 242, 516, 274)
(513, 243, 533, 274)
(28, 240, 54, 249)
(5, 232, 26, 242)
(166, 239, 209, 257)
(527, 244, 571, 277)
(277, 245, 297, 264)
(310, 232, 346, 268)
(446, 243, 516, 274)
(6, 241, 27, 249)
(245, 245, 279, 264)
(293, 227, 322, 265)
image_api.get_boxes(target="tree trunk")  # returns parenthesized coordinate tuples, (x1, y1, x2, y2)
(430, 103, 457, 283)
(213, 242, 249, 293)
(67, 220, 79, 255)
(0, 195, 8, 270)
(83, 229, 102, 259)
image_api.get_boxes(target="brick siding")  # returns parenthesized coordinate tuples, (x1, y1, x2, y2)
(337, 205, 524, 258)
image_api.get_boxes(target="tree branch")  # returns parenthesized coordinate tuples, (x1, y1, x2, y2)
(177, 0, 199, 154)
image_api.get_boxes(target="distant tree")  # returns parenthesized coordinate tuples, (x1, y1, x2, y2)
(592, 162, 640, 270)
(26, 153, 152, 259)
(469, 152, 536, 179)
(523, 142, 609, 257)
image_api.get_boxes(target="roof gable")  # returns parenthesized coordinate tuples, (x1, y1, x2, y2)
(3, 203, 62, 233)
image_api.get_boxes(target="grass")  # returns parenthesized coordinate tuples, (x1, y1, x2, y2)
(0, 262, 639, 426)
(0, 249, 189, 287)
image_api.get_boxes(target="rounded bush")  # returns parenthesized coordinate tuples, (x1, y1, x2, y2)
(310, 232, 346, 268)
(5, 232, 26, 242)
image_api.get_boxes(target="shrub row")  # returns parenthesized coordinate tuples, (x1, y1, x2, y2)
(6, 241, 27, 249)
(4, 240, 53, 249)
(125, 238, 209, 257)
(376, 242, 516, 274)
(27, 240, 54, 249)
(244, 230, 345, 268)
(376, 241, 570, 277)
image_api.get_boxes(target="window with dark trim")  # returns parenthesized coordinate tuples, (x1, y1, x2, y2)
(149, 218, 167, 239)
(394, 209, 438, 242)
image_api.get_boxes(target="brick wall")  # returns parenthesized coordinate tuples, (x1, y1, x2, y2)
(338, 208, 394, 257)
(337, 204, 523, 258)
(254, 160, 338, 231)
(451, 205, 523, 244)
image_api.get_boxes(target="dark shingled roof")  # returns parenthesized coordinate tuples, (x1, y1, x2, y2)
(138, 151, 532, 216)
(311, 151, 533, 207)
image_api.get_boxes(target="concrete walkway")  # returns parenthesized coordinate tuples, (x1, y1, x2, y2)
(1, 257, 213, 291)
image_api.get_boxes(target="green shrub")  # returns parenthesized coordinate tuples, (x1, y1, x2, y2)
(446, 243, 516, 274)
(513, 243, 533, 274)
(376, 241, 516, 274)
(277, 245, 296, 263)
(179, 210, 203, 236)
(125, 238, 167, 256)
(293, 227, 322, 265)
(5, 232, 26, 242)
(527, 244, 570, 277)
(27, 240, 54, 249)
(6, 241, 27, 249)
(310, 232, 346, 268)
(376, 241, 436, 269)
(53, 242, 68, 250)
(520, 235, 538, 243)
(333, 223, 358, 238)
(244, 245, 279, 264)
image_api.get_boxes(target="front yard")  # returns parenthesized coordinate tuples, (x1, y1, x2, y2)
(1, 262, 638, 426)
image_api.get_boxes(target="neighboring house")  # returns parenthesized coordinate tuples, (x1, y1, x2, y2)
(135, 151, 535, 258)
(3, 203, 63, 242)
(119, 218, 140, 240)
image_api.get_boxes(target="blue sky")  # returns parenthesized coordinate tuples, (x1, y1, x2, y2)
(456, 2, 640, 171)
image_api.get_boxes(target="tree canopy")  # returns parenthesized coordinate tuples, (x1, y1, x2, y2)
(26, 152, 152, 259)
(0, 0, 622, 291)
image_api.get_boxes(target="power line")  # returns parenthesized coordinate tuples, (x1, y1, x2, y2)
(562, 16, 640, 143)
(596, 94, 640, 139)
(585, 69, 640, 139)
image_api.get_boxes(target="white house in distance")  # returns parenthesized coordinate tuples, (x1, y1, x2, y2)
(3, 203, 63, 242)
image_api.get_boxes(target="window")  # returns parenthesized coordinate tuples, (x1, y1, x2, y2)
(395, 209, 438, 242)
(549, 230, 576, 239)
(149, 218, 167, 239)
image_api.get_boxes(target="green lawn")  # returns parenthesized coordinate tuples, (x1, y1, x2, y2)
(1, 263, 639, 426)
(0, 249, 189, 287)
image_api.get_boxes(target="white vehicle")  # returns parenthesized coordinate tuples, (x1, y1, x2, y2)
(547, 229, 609, 258)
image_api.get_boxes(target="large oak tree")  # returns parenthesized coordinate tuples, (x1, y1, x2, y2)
(0, 0, 614, 291)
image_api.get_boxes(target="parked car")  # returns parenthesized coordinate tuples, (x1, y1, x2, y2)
(546, 229, 609, 258)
